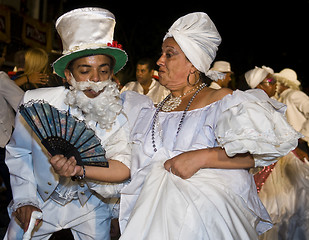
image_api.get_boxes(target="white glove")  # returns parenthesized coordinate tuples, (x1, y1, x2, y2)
(22, 211, 43, 240)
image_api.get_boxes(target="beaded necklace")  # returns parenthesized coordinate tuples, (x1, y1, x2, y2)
(161, 83, 203, 112)
(151, 83, 206, 152)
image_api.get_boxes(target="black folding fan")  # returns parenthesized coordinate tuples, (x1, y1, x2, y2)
(19, 100, 108, 167)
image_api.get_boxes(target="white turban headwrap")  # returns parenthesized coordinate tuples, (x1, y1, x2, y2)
(163, 12, 221, 74)
(245, 66, 274, 89)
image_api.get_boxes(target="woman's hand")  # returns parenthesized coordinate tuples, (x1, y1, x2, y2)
(164, 148, 255, 179)
(14, 72, 49, 87)
(164, 150, 204, 179)
(50, 156, 130, 182)
(28, 72, 49, 85)
(49, 154, 83, 177)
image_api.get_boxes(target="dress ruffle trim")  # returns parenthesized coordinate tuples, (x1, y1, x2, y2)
(215, 89, 302, 166)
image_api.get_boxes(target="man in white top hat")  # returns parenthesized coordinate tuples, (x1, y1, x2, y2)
(275, 68, 309, 150)
(4, 7, 147, 240)
(208, 60, 232, 89)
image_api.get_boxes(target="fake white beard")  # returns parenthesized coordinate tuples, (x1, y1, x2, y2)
(64, 75, 122, 130)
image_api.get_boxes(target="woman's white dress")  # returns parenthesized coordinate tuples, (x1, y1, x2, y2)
(119, 89, 301, 240)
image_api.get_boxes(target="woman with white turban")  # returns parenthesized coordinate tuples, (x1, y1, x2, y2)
(245, 66, 277, 97)
(117, 12, 300, 239)
(51, 12, 301, 239)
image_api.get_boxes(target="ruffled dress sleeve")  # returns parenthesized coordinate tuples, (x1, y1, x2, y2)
(215, 89, 302, 167)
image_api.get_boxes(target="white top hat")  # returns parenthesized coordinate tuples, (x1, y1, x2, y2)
(53, 7, 127, 78)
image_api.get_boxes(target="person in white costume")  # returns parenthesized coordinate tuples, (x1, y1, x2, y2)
(50, 12, 301, 239)
(120, 58, 170, 105)
(245, 66, 309, 240)
(208, 61, 233, 89)
(245, 66, 277, 98)
(275, 68, 309, 151)
(245, 66, 308, 160)
(255, 142, 309, 240)
(4, 7, 145, 240)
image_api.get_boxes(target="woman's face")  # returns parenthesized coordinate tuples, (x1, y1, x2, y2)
(157, 37, 194, 91)
(256, 74, 277, 97)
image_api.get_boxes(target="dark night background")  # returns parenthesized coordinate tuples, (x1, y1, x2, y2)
(61, 0, 308, 91)
(60, 0, 309, 91)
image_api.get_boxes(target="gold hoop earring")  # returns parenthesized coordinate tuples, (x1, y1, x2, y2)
(187, 72, 200, 86)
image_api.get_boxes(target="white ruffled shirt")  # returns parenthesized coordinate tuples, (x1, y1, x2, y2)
(119, 89, 301, 239)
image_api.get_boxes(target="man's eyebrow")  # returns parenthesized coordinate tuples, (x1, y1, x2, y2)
(77, 64, 91, 68)
(100, 63, 110, 67)
(77, 63, 110, 68)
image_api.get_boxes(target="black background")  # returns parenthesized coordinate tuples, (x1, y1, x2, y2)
(62, 0, 309, 90)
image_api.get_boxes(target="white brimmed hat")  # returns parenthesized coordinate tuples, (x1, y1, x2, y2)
(53, 7, 127, 78)
(274, 68, 301, 90)
(210, 61, 232, 73)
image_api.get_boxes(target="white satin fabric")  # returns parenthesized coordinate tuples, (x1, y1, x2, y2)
(164, 12, 221, 74)
(258, 152, 309, 240)
(56, 8, 115, 54)
(121, 149, 266, 240)
(119, 89, 300, 239)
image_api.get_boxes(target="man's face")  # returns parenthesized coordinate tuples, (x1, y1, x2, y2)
(219, 72, 232, 88)
(256, 74, 277, 97)
(136, 64, 153, 85)
(64, 55, 113, 98)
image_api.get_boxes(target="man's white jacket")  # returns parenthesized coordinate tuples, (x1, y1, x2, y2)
(5, 86, 145, 213)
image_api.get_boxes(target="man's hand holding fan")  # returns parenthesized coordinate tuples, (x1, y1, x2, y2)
(19, 100, 109, 169)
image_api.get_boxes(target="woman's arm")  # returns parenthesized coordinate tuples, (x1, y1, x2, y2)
(50, 155, 130, 182)
(164, 147, 254, 179)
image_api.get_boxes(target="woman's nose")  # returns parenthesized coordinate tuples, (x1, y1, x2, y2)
(157, 55, 165, 67)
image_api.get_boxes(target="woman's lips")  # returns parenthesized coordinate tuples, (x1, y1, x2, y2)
(158, 69, 165, 76)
